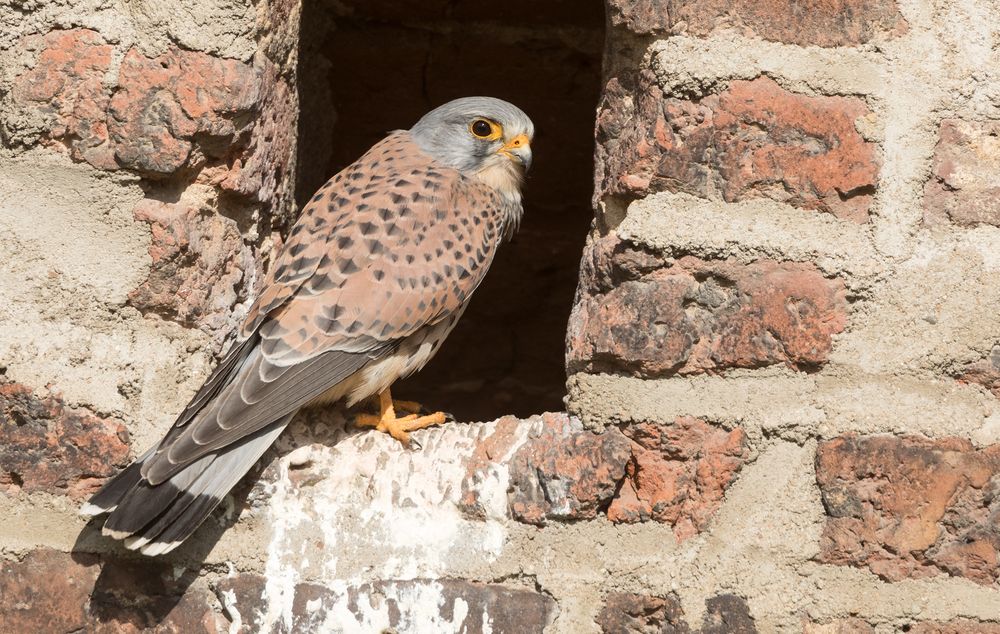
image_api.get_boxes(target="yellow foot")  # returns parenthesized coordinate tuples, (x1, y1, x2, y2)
(354, 389, 446, 445)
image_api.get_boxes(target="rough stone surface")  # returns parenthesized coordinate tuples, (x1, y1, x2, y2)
(506, 414, 633, 525)
(128, 196, 252, 338)
(216, 573, 556, 633)
(596, 592, 757, 633)
(596, 592, 689, 633)
(607, 418, 748, 540)
(596, 74, 879, 222)
(567, 233, 848, 378)
(924, 119, 1000, 227)
(0, 381, 130, 499)
(10, 28, 260, 178)
(0, 548, 224, 634)
(959, 346, 1000, 398)
(458, 412, 747, 539)
(605, 0, 906, 47)
(108, 45, 258, 178)
(8, 29, 116, 168)
(816, 434, 1000, 585)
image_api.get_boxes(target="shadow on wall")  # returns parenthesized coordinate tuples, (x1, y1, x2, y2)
(296, 0, 606, 421)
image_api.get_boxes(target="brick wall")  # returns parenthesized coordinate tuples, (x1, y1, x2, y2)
(566, 0, 1000, 630)
(2, 0, 1000, 633)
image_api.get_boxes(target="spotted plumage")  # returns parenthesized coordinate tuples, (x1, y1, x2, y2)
(82, 97, 534, 555)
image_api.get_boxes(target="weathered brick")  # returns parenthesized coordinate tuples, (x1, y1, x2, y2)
(10, 29, 116, 168)
(216, 573, 555, 633)
(606, 0, 906, 47)
(597, 592, 689, 633)
(0, 549, 95, 634)
(109, 46, 259, 177)
(607, 418, 748, 539)
(128, 199, 252, 338)
(223, 59, 297, 214)
(460, 413, 746, 539)
(816, 434, 1000, 584)
(567, 234, 847, 378)
(924, 119, 1000, 227)
(701, 595, 757, 634)
(596, 74, 879, 222)
(11, 29, 260, 178)
(957, 346, 1000, 398)
(506, 413, 633, 524)
(0, 549, 223, 634)
(0, 382, 130, 499)
(597, 592, 757, 633)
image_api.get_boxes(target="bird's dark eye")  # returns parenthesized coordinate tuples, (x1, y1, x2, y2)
(470, 118, 497, 139)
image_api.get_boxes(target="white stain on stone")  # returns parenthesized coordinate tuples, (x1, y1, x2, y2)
(260, 415, 536, 631)
(219, 588, 242, 634)
(317, 581, 474, 633)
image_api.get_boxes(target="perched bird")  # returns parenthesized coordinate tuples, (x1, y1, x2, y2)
(81, 97, 534, 556)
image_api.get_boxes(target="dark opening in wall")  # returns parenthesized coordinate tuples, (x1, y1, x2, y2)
(297, 1, 605, 421)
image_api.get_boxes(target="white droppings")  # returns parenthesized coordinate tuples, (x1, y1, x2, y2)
(260, 417, 536, 630)
(482, 606, 494, 634)
(219, 589, 242, 634)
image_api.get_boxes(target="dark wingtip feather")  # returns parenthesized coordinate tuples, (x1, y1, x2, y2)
(102, 453, 214, 538)
(80, 455, 147, 517)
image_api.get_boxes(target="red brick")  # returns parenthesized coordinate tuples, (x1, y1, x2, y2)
(0, 382, 130, 499)
(597, 593, 688, 633)
(505, 413, 633, 525)
(223, 59, 297, 213)
(606, 0, 906, 47)
(608, 418, 748, 540)
(957, 346, 1000, 398)
(0, 549, 96, 633)
(460, 413, 747, 539)
(0, 549, 223, 634)
(459, 416, 533, 519)
(128, 199, 252, 337)
(11, 29, 260, 177)
(596, 74, 879, 222)
(597, 592, 757, 633)
(109, 47, 259, 177)
(816, 434, 1000, 584)
(924, 119, 1000, 227)
(567, 234, 847, 378)
(215, 573, 555, 633)
(11, 29, 116, 168)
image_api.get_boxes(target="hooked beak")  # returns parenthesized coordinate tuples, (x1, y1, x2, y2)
(498, 133, 532, 172)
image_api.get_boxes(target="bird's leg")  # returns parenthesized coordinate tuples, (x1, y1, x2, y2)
(354, 388, 446, 445)
(391, 398, 425, 414)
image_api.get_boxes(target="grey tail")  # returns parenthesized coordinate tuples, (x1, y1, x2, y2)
(80, 417, 290, 556)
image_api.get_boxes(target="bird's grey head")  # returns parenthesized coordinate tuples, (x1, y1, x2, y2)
(410, 97, 534, 190)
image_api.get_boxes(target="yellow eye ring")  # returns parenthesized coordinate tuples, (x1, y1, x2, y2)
(470, 118, 502, 141)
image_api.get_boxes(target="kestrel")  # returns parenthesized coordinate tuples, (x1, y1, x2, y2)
(82, 97, 534, 555)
